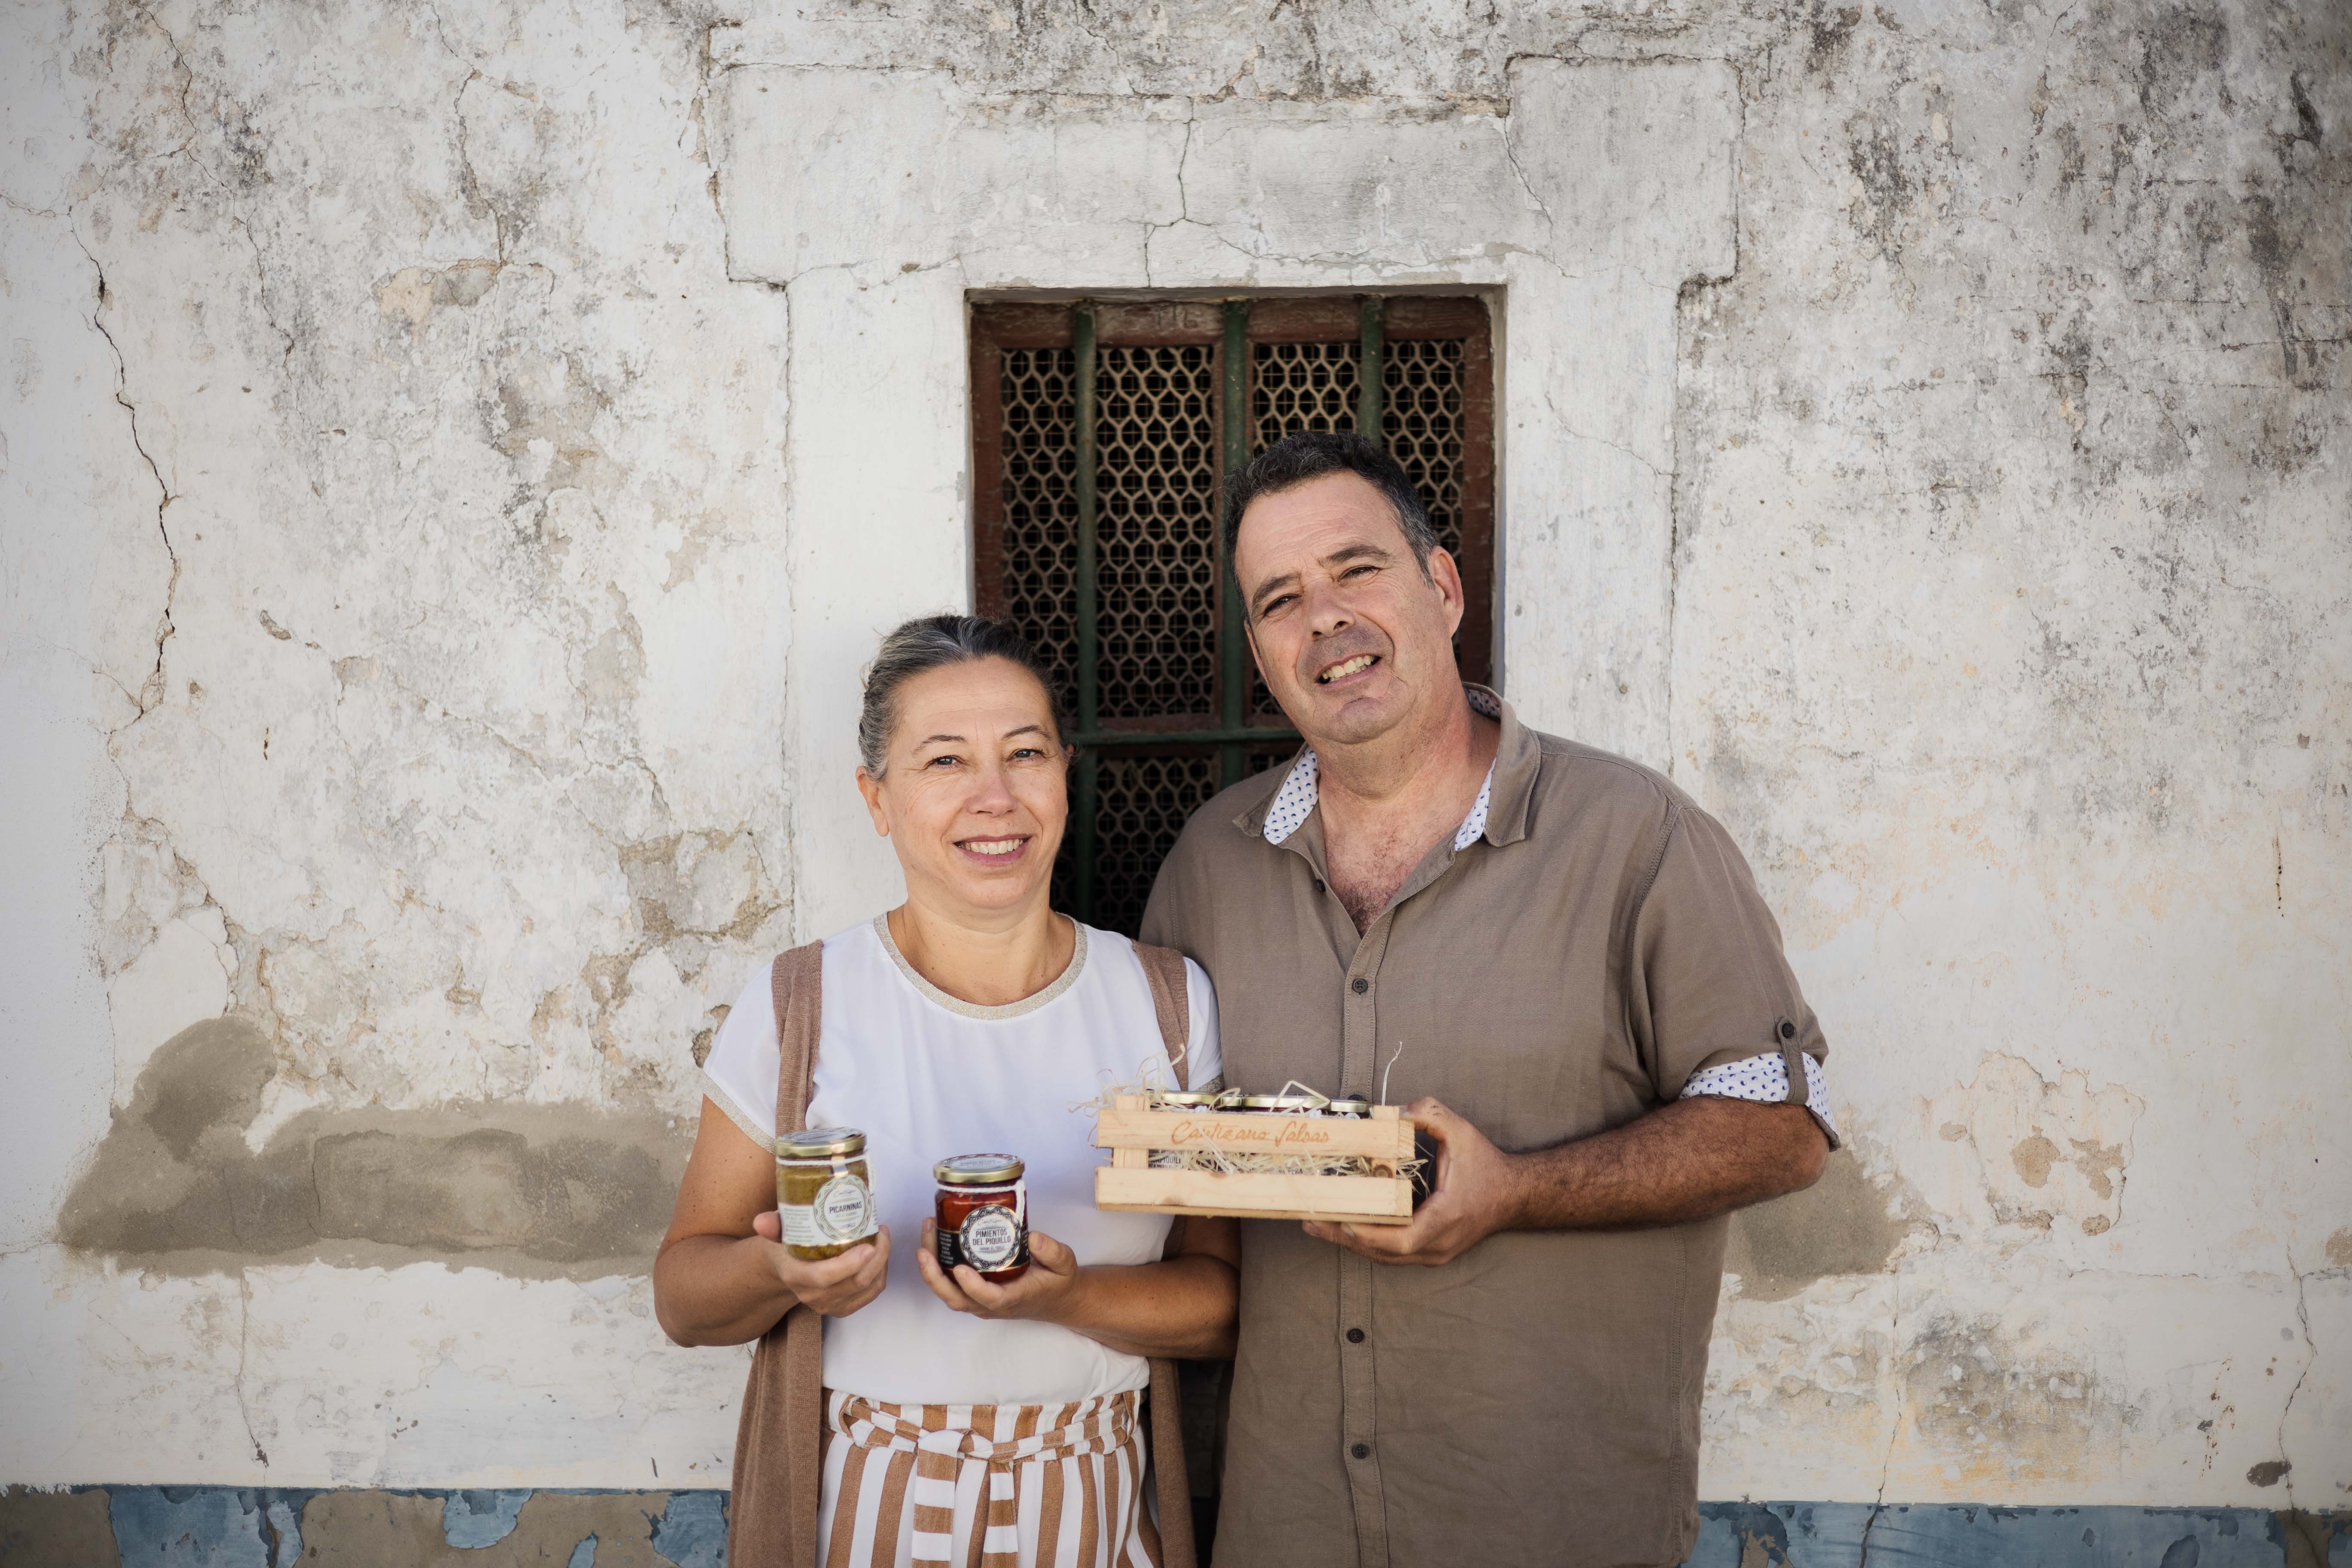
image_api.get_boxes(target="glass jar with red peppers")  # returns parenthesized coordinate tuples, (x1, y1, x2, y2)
(933, 1154, 1029, 1283)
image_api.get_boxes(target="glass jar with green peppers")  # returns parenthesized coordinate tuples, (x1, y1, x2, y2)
(775, 1127, 877, 1260)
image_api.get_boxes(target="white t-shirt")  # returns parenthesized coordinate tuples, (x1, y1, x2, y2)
(701, 914, 1221, 1406)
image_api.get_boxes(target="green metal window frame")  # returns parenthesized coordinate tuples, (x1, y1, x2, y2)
(971, 294, 1495, 928)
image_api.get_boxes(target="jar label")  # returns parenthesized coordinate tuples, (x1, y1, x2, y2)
(813, 1173, 875, 1242)
(958, 1206, 1024, 1271)
(780, 1173, 874, 1248)
(778, 1201, 828, 1249)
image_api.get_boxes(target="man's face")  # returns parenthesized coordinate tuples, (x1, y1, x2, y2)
(1234, 471, 1465, 750)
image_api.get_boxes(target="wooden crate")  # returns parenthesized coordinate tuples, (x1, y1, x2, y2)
(1093, 1097, 1415, 1224)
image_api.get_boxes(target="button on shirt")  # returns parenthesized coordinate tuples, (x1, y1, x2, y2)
(1139, 687, 1836, 1568)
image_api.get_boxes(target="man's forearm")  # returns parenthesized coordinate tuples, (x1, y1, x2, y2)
(1506, 1097, 1828, 1232)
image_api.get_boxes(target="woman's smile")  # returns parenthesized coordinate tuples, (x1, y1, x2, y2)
(956, 833, 1031, 863)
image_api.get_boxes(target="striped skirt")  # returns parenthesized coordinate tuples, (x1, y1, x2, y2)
(815, 1387, 1161, 1568)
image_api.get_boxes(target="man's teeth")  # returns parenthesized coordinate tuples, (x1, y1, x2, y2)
(965, 839, 1023, 855)
(1320, 654, 1377, 683)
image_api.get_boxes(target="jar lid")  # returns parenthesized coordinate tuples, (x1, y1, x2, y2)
(935, 1153, 1025, 1185)
(931, 1152, 1025, 1189)
(1324, 1097, 1372, 1117)
(1155, 1091, 1217, 1108)
(778, 1127, 866, 1158)
(1235, 1094, 1328, 1113)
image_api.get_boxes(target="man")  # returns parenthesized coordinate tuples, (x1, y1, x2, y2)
(1141, 432, 1841, 1568)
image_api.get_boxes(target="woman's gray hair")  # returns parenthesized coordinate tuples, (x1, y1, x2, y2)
(857, 614, 1071, 776)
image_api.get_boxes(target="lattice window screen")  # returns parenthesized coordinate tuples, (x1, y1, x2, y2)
(1096, 345, 1221, 720)
(998, 348, 1080, 709)
(1090, 752, 1223, 937)
(1252, 341, 1360, 451)
(1384, 337, 1466, 565)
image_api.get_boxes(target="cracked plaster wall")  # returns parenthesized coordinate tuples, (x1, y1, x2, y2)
(5, 0, 790, 1491)
(1, 0, 2345, 1517)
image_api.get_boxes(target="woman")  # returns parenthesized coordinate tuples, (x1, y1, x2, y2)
(655, 614, 1237, 1568)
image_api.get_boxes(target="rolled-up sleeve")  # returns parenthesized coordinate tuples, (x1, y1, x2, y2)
(1625, 796, 1829, 1116)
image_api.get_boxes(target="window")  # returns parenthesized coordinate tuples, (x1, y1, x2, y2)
(970, 295, 1496, 934)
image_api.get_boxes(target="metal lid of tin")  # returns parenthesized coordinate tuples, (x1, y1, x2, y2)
(1324, 1097, 1373, 1117)
(1235, 1094, 1329, 1113)
(934, 1153, 1025, 1186)
(1155, 1091, 1217, 1108)
(778, 1127, 866, 1158)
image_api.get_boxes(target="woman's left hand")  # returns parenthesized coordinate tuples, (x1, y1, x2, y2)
(916, 1219, 1082, 1324)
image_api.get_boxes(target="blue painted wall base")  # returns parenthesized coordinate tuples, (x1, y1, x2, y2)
(1695, 1503, 2349, 1567)
(1, 1488, 2345, 1565)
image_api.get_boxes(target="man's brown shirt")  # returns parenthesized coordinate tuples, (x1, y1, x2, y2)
(1139, 690, 1830, 1568)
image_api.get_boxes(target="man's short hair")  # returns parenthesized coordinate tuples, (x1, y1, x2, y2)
(1222, 430, 1440, 574)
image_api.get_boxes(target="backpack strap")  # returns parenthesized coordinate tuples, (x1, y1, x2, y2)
(726, 940, 827, 1568)
(771, 942, 825, 1137)
(1131, 940, 1192, 1093)
(1129, 939, 1199, 1568)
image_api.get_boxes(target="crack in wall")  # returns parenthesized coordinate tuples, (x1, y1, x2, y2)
(72, 231, 178, 723)
(450, 70, 505, 264)
(1497, 104, 1558, 235)
(1, 190, 66, 220)
(2273, 1241, 2313, 1511)
(689, 21, 735, 228)
(1137, 108, 1201, 288)
(1663, 57, 1746, 782)
(130, 4, 300, 386)
(1554, 410, 1669, 480)
(1855, 1270, 1903, 1568)
(235, 1271, 270, 1470)
(416, 0, 498, 253)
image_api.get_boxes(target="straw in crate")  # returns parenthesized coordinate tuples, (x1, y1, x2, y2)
(1092, 1087, 1417, 1225)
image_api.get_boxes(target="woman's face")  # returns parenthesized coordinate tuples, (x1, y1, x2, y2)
(856, 657, 1070, 919)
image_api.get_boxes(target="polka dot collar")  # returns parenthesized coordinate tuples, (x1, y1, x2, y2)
(1261, 686, 1503, 851)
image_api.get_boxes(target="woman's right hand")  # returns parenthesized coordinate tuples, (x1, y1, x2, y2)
(655, 1102, 894, 1346)
(751, 1212, 892, 1317)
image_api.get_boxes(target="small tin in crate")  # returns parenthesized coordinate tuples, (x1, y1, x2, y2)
(1092, 1095, 1415, 1225)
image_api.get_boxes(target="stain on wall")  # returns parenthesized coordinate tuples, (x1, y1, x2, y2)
(58, 1018, 684, 1278)
(2269, 1511, 2352, 1568)
(1725, 1144, 1922, 1304)
(1902, 1314, 2134, 1491)
(295, 1488, 723, 1565)
(1692, 1501, 2352, 1566)
(0, 1487, 729, 1567)
(1920, 1054, 2147, 1240)
(0, 1487, 117, 1568)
